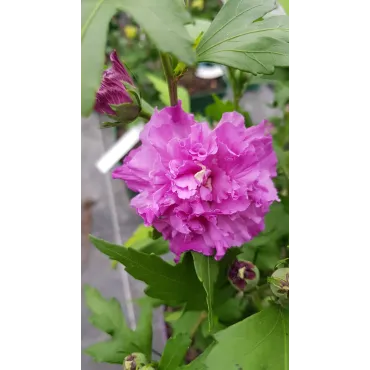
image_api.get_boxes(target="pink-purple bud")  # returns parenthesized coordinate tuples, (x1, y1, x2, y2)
(228, 260, 260, 291)
(95, 50, 139, 121)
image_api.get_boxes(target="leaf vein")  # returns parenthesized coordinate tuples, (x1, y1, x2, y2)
(81, 0, 106, 40)
(101, 247, 183, 285)
(199, 3, 263, 50)
(239, 309, 281, 358)
(198, 26, 288, 57)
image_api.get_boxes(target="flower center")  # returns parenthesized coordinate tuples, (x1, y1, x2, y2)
(194, 164, 212, 190)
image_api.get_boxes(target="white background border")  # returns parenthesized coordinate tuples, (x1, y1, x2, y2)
(1, 0, 370, 369)
(0, 1, 81, 369)
(289, 0, 370, 368)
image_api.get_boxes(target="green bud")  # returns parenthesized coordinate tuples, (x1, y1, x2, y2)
(269, 268, 289, 300)
(123, 353, 147, 370)
(228, 260, 260, 292)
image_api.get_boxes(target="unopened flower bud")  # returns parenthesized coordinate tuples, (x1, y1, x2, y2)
(269, 267, 289, 299)
(123, 353, 147, 370)
(95, 50, 141, 126)
(228, 260, 260, 291)
(124, 354, 136, 370)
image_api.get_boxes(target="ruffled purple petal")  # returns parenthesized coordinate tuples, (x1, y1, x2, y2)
(108, 50, 134, 85)
(112, 102, 279, 261)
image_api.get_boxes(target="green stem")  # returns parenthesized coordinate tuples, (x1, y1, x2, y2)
(190, 311, 207, 338)
(250, 291, 263, 312)
(233, 90, 240, 111)
(139, 98, 154, 121)
(160, 52, 178, 106)
(139, 110, 151, 121)
(252, 248, 260, 265)
(257, 283, 270, 291)
(228, 67, 240, 111)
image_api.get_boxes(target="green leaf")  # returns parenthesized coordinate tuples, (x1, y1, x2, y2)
(205, 306, 289, 370)
(178, 342, 215, 370)
(249, 66, 289, 85)
(214, 296, 248, 324)
(247, 202, 289, 248)
(239, 203, 288, 270)
(193, 330, 213, 353)
(81, 0, 119, 116)
(117, 0, 195, 65)
(196, 0, 289, 74)
(165, 309, 186, 323)
(200, 316, 226, 338)
(90, 236, 206, 309)
(185, 18, 211, 41)
(179, 362, 208, 370)
(141, 98, 155, 115)
(243, 243, 281, 271)
(125, 224, 169, 255)
(170, 311, 203, 337)
(150, 228, 162, 240)
(84, 285, 125, 335)
(279, 0, 289, 15)
(191, 252, 219, 331)
(111, 225, 169, 267)
(159, 334, 192, 370)
(133, 295, 164, 308)
(81, 0, 195, 116)
(204, 95, 234, 122)
(147, 73, 190, 112)
(83, 285, 152, 363)
(134, 300, 153, 360)
(84, 341, 126, 364)
(274, 82, 289, 108)
(274, 140, 289, 172)
(263, 203, 289, 238)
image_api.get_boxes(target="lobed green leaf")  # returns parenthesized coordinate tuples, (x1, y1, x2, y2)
(196, 0, 289, 74)
(83, 285, 153, 363)
(159, 334, 192, 370)
(90, 236, 206, 310)
(205, 305, 289, 369)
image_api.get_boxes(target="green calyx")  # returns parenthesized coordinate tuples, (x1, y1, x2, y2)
(101, 82, 145, 128)
(109, 103, 141, 125)
(269, 267, 289, 300)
